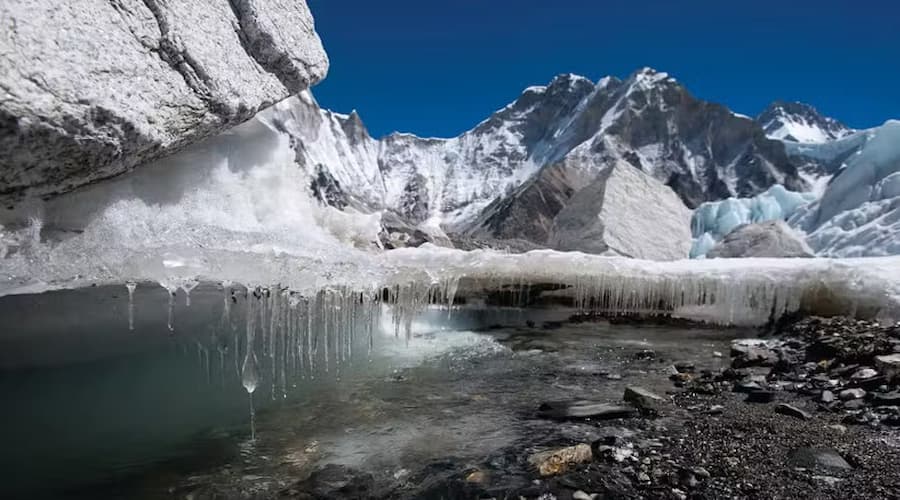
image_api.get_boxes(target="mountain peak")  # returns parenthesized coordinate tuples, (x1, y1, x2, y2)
(757, 100, 852, 143)
(628, 67, 672, 86)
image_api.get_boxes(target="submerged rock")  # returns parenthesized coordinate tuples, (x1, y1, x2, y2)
(623, 386, 666, 413)
(538, 401, 637, 421)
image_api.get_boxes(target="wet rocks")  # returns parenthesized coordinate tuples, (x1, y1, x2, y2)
(623, 386, 666, 414)
(538, 401, 637, 421)
(528, 444, 593, 476)
(731, 340, 779, 368)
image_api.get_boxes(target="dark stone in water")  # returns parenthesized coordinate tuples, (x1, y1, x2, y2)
(623, 386, 665, 412)
(745, 390, 775, 403)
(787, 447, 852, 472)
(538, 400, 637, 420)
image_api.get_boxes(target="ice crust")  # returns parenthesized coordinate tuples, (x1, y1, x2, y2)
(1, 104, 899, 329)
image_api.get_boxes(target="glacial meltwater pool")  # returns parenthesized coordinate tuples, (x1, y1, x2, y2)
(0, 284, 746, 499)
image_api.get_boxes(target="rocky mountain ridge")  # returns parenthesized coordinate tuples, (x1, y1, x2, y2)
(272, 68, 820, 258)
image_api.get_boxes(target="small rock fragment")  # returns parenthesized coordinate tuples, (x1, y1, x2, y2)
(775, 403, 812, 420)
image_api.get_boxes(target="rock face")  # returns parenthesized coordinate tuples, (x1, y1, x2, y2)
(0, 0, 328, 204)
(707, 220, 813, 258)
(757, 101, 853, 144)
(469, 153, 693, 260)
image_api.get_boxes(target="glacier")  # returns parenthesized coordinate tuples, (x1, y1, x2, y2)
(690, 185, 816, 258)
(789, 121, 900, 257)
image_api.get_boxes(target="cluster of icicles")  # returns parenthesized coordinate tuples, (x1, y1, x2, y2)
(123, 278, 462, 440)
(121, 270, 810, 439)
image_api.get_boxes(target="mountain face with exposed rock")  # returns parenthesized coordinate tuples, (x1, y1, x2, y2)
(0, 0, 328, 205)
(757, 101, 853, 144)
(268, 68, 811, 259)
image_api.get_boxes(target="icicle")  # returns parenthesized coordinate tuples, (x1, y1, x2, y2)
(159, 283, 177, 333)
(125, 281, 137, 331)
(242, 291, 260, 441)
(181, 279, 199, 307)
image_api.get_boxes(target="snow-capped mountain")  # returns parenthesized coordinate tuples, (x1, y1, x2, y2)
(265, 68, 815, 257)
(757, 101, 853, 144)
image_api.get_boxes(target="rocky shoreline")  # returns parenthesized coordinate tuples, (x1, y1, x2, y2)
(277, 315, 900, 500)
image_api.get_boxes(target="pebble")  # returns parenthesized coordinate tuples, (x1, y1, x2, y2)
(850, 368, 878, 380)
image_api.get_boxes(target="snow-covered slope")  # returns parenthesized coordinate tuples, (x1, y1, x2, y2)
(277, 68, 807, 253)
(758, 101, 853, 144)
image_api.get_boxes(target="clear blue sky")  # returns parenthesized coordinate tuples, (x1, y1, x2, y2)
(307, 0, 899, 139)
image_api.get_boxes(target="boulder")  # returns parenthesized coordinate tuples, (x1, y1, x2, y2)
(707, 220, 813, 258)
(0, 0, 328, 204)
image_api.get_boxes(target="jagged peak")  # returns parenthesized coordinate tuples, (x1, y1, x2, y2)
(548, 73, 594, 87)
(625, 67, 674, 88)
(757, 100, 853, 143)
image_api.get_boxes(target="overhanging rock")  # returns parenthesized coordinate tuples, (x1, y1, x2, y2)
(0, 0, 328, 205)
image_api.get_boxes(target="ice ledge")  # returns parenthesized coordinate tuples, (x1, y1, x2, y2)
(4, 246, 899, 327)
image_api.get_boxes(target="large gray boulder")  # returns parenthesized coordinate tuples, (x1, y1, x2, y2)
(0, 0, 328, 204)
(708, 220, 813, 258)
